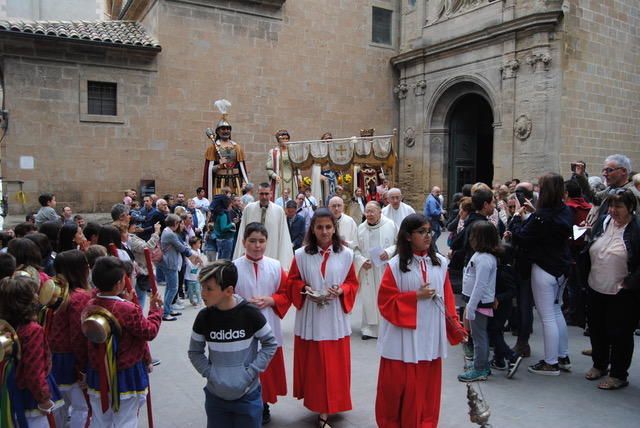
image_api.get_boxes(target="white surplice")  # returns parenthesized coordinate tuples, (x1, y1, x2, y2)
(233, 256, 285, 346)
(354, 216, 397, 337)
(377, 253, 449, 363)
(336, 214, 358, 249)
(381, 202, 416, 228)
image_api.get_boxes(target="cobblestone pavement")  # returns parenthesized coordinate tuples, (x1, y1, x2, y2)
(5, 215, 637, 427)
(142, 237, 640, 427)
(144, 292, 640, 428)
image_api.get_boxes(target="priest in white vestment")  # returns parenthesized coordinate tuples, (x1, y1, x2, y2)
(233, 182, 294, 270)
(354, 201, 397, 339)
(381, 187, 415, 228)
(328, 196, 358, 249)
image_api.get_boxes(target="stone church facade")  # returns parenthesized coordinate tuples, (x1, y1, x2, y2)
(0, 0, 638, 212)
(394, 0, 639, 207)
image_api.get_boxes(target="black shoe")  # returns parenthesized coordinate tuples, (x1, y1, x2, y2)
(490, 359, 507, 371)
(262, 403, 271, 425)
(152, 358, 161, 366)
(507, 354, 523, 379)
(170, 311, 182, 316)
(362, 335, 375, 341)
(558, 356, 572, 372)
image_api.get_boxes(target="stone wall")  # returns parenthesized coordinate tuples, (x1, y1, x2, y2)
(144, 0, 397, 185)
(560, 0, 640, 172)
(1, 0, 398, 213)
(0, 40, 159, 211)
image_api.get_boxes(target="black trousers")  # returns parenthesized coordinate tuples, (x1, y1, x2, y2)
(587, 287, 640, 380)
(488, 298, 515, 361)
(512, 277, 533, 342)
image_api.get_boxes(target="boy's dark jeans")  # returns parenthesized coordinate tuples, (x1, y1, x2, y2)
(489, 298, 515, 362)
(204, 385, 262, 428)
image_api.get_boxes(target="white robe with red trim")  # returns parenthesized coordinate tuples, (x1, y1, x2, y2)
(287, 246, 359, 414)
(291, 247, 356, 340)
(234, 256, 290, 403)
(377, 253, 463, 363)
(233, 256, 289, 346)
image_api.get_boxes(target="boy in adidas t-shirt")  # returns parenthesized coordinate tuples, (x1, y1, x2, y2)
(188, 260, 277, 428)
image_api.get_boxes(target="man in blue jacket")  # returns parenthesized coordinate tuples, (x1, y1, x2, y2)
(285, 200, 305, 251)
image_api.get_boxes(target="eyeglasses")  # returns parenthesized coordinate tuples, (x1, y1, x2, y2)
(602, 167, 623, 174)
(412, 228, 433, 236)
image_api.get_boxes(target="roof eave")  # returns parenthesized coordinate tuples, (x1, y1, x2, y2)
(0, 30, 162, 53)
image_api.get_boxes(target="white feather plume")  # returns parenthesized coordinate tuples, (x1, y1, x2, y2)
(214, 99, 232, 115)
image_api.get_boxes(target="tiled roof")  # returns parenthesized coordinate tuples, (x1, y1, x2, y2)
(0, 20, 161, 50)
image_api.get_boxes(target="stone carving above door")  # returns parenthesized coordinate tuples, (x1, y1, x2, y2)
(500, 59, 520, 79)
(429, 0, 492, 25)
(413, 80, 427, 96)
(525, 52, 552, 72)
(514, 114, 532, 141)
(393, 82, 409, 99)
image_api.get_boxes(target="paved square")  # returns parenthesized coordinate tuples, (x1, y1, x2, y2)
(143, 291, 640, 427)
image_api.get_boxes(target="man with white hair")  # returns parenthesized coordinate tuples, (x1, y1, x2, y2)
(328, 196, 358, 248)
(575, 154, 639, 216)
(354, 201, 397, 339)
(381, 188, 415, 227)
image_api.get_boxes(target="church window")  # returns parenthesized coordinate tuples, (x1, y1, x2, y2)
(87, 81, 117, 116)
(372, 6, 392, 45)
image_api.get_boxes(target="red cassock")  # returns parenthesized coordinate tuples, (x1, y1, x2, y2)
(375, 254, 465, 428)
(287, 246, 359, 414)
(233, 256, 291, 403)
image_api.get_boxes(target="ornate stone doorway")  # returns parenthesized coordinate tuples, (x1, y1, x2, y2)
(447, 93, 494, 196)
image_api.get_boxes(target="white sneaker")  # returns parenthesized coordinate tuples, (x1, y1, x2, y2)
(171, 303, 185, 311)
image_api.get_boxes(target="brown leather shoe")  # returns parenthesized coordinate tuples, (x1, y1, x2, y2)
(512, 342, 531, 358)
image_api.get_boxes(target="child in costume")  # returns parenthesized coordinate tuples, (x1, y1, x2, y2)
(188, 260, 277, 428)
(84, 256, 162, 427)
(287, 208, 359, 428)
(0, 275, 63, 428)
(46, 250, 93, 428)
(233, 222, 290, 424)
(376, 214, 466, 428)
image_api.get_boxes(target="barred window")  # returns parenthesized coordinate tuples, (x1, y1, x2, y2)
(87, 81, 117, 116)
(372, 7, 392, 45)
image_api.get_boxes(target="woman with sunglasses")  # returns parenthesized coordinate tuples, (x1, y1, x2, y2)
(582, 189, 640, 389)
(376, 214, 466, 428)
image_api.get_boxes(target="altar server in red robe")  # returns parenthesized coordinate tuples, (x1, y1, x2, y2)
(287, 208, 359, 428)
(376, 213, 467, 428)
(233, 222, 290, 424)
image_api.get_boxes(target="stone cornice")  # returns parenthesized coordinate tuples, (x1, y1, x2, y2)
(391, 10, 563, 68)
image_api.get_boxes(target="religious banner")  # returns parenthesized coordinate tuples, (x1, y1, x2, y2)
(287, 140, 311, 166)
(329, 139, 354, 166)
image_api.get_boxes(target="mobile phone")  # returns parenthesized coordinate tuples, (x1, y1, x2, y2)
(570, 162, 577, 172)
(516, 193, 526, 205)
